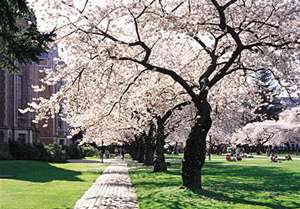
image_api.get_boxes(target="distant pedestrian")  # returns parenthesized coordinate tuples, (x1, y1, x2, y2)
(120, 147, 125, 160)
(114, 147, 119, 156)
(104, 149, 110, 159)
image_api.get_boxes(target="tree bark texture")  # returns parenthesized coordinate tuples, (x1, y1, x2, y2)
(181, 98, 212, 190)
(153, 118, 167, 172)
(144, 123, 155, 165)
(137, 136, 145, 163)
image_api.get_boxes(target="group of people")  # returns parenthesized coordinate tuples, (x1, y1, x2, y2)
(270, 154, 292, 162)
(225, 144, 295, 163)
(226, 145, 245, 161)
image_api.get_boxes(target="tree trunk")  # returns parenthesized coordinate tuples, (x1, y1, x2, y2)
(100, 149, 104, 163)
(182, 98, 212, 190)
(144, 123, 155, 165)
(153, 120, 167, 172)
(100, 141, 104, 163)
(136, 140, 141, 161)
(174, 142, 179, 154)
(130, 141, 139, 160)
(144, 137, 155, 165)
(137, 137, 145, 163)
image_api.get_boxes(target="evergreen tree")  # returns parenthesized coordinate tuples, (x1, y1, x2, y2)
(254, 69, 282, 121)
(0, 0, 55, 72)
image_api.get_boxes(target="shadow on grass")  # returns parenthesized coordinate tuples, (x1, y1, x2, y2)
(129, 159, 300, 209)
(198, 189, 300, 209)
(203, 162, 300, 193)
(0, 160, 84, 182)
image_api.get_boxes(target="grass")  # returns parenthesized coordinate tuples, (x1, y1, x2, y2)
(128, 155, 300, 209)
(0, 160, 107, 209)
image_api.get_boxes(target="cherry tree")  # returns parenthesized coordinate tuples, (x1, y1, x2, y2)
(122, 75, 191, 170)
(28, 0, 300, 190)
(208, 76, 259, 146)
(28, 55, 191, 170)
(231, 106, 300, 147)
(149, 97, 191, 171)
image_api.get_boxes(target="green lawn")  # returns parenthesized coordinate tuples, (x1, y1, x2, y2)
(128, 155, 300, 209)
(0, 160, 107, 209)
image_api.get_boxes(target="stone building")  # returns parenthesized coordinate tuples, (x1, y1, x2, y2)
(0, 65, 36, 144)
(0, 46, 70, 146)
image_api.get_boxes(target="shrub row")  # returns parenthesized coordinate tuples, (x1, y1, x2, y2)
(65, 144, 85, 159)
(5, 142, 91, 162)
(0, 143, 13, 160)
(82, 146, 99, 157)
(0, 151, 14, 160)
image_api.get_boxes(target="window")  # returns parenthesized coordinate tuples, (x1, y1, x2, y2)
(39, 52, 48, 59)
(38, 52, 48, 66)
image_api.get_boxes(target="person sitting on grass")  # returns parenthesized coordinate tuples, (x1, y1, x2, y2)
(226, 154, 236, 162)
(270, 154, 278, 163)
(285, 154, 292, 161)
(235, 146, 242, 161)
(236, 155, 242, 161)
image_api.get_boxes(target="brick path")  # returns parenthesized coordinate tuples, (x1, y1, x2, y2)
(73, 158, 138, 209)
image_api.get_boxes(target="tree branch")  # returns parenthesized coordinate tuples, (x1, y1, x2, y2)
(106, 68, 149, 116)
(109, 55, 198, 102)
(161, 101, 191, 124)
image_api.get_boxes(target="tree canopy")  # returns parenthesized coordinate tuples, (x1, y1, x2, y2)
(25, 0, 300, 190)
(0, 0, 55, 72)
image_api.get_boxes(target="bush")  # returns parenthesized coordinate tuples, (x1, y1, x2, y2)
(0, 143, 13, 160)
(45, 144, 68, 163)
(65, 144, 84, 159)
(35, 143, 49, 161)
(0, 150, 13, 160)
(9, 141, 41, 160)
(82, 145, 99, 157)
(7, 141, 89, 163)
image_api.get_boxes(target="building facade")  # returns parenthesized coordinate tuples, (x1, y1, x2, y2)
(0, 66, 36, 144)
(0, 46, 70, 146)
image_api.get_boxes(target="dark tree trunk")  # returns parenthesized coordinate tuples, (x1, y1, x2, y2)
(153, 119, 167, 172)
(100, 148, 104, 163)
(132, 142, 139, 160)
(136, 140, 141, 161)
(144, 123, 155, 165)
(182, 98, 212, 190)
(100, 141, 104, 163)
(144, 138, 154, 165)
(174, 142, 178, 154)
(129, 137, 139, 161)
(137, 136, 145, 163)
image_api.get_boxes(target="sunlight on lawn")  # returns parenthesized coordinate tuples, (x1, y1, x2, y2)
(0, 160, 107, 209)
(128, 155, 300, 209)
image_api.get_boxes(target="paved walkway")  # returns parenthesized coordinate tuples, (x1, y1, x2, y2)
(68, 159, 101, 163)
(73, 158, 138, 209)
